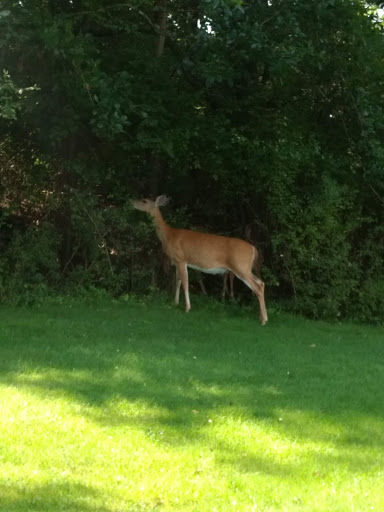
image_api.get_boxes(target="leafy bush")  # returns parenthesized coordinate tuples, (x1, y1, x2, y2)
(0, 222, 60, 304)
(0, 0, 383, 321)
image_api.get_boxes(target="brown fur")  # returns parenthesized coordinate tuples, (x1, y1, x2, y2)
(132, 196, 268, 325)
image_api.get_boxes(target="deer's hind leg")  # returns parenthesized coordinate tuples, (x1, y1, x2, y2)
(234, 271, 268, 325)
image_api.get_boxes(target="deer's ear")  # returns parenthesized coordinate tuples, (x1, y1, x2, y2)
(155, 195, 170, 207)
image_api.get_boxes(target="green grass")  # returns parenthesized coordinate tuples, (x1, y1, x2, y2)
(0, 295, 383, 511)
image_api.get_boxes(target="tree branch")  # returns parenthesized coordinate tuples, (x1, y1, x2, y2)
(64, 3, 163, 36)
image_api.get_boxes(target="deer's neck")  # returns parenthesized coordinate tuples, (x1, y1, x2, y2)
(152, 209, 171, 247)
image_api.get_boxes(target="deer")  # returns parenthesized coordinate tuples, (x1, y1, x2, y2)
(132, 195, 268, 325)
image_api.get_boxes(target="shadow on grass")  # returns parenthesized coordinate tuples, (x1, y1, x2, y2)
(0, 481, 158, 512)
(1, 300, 384, 468)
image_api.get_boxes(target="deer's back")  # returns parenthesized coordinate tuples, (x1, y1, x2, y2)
(165, 228, 254, 270)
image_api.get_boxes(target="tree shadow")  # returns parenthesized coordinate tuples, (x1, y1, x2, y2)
(1, 300, 384, 483)
(0, 480, 158, 512)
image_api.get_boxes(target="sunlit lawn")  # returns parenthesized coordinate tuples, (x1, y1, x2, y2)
(0, 295, 383, 511)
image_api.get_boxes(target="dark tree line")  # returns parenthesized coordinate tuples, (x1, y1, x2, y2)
(0, 0, 383, 321)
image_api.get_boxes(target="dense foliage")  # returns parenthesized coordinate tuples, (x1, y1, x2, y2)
(0, 0, 383, 321)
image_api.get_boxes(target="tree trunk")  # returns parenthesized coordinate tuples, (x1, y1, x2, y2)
(155, 0, 167, 57)
(151, 0, 168, 195)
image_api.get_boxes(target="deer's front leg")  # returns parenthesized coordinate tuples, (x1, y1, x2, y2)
(176, 262, 190, 312)
(175, 268, 181, 305)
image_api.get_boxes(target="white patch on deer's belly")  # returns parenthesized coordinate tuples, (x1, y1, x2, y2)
(187, 264, 227, 275)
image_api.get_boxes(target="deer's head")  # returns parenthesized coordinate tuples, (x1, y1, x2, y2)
(132, 195, 170, 213)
